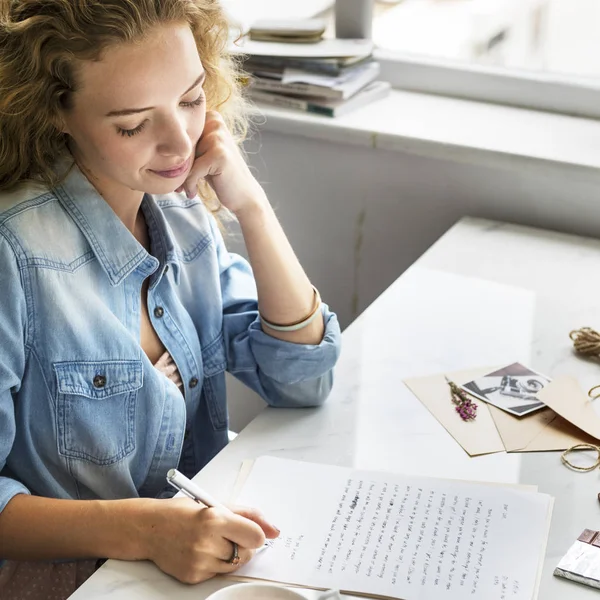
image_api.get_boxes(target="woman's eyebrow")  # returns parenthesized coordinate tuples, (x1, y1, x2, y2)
(105, 71, 206, 117)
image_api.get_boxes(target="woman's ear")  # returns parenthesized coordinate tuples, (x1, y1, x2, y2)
(52, 112, 71, 135)
(51, 98, 73, 135)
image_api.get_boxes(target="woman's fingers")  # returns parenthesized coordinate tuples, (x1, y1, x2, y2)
(165, 362, 177, 375)
(153, 353, 183, 387)
(231, 506, 280, 539)
(211, 546, 255, 573)
(143, 500, 263, 585)
(206, 508, 266, 550)
(154, 351, 171, 369)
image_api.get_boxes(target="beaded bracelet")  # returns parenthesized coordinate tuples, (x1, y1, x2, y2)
(260, 286, 322, 332)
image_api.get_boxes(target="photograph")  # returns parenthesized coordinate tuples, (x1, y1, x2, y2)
(461, 362, 550, 417)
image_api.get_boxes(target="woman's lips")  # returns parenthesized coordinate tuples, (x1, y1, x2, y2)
(150, 156, 191, 178)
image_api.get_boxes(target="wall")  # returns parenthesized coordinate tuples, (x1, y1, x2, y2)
(225, 128, 600, 431)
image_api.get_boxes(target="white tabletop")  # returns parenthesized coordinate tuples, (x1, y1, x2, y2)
(70, 217, 600, 599)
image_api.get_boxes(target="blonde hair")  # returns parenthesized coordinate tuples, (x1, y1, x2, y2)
(0, 0, 247, 209)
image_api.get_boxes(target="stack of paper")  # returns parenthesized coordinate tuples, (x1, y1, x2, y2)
(230, 38, 391, 117)
(232, 456, 553, 600)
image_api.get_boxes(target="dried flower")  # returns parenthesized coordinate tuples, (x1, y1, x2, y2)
(445, 376, 478, 422)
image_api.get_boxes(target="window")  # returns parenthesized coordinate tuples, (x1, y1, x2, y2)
(370, 0, 600, 118)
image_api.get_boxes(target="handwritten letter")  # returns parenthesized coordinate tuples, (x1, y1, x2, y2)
(236, 457, 551, 600)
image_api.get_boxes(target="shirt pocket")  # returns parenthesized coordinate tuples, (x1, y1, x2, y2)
(54, 360, 143, 466)
(201, 335, 228, 431)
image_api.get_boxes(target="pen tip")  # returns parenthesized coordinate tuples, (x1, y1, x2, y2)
(597, 493, 600, 504)
(167, 469, 176, 480)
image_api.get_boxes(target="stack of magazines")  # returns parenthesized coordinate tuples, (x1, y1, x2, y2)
(230, 38, 391, 117)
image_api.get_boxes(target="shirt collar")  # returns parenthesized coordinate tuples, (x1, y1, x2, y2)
(141, 194, 181, 285)
(54, 162, 180, 286)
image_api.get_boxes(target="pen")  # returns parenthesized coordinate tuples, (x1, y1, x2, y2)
(166, 468, 272, 555)
(166, 468, 226, 509)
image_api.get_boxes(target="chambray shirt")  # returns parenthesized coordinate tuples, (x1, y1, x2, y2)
(0, 164, 341, 527)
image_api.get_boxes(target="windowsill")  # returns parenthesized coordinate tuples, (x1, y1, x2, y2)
(250, 89, 600, 178)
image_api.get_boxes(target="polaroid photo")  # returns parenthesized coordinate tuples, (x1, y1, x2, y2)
(461, 362, 550, 417)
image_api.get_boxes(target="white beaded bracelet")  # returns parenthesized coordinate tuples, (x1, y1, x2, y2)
(260, 286, 322, 332)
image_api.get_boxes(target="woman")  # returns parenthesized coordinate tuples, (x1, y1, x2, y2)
(0, 0, 341, 597)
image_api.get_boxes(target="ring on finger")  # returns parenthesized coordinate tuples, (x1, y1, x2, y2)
(227, 541, 240, 566)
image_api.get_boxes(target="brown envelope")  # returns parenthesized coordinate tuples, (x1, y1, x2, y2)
(404, 369, 597, 457)
(536, 376, 600, 443)
(404, 368, 505, 457)
(487, 402, 598, 452)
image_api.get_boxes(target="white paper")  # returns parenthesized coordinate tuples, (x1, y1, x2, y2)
(229, 38, 373, 59)
(236, 457, 552, 600)
(281, 64, 369, 87)
(281, 69, 346, 87)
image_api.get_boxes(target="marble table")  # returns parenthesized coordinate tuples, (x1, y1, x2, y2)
(70, 217, 600, 599)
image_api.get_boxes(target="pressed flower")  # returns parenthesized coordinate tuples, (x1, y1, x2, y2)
(445, 376, 478, 422)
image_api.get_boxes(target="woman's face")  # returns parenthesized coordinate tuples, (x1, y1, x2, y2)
(60, 22, 206, 198)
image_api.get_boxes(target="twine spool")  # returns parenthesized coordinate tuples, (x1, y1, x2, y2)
(570, 327, 600, 357)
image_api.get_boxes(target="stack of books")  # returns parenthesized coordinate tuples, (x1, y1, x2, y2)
(230, 37, 391, 117)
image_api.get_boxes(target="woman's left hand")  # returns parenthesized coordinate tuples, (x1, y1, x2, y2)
(176, 111, 266, 215)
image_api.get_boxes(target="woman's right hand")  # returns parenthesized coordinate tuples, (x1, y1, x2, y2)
(139, 498, 279, 584)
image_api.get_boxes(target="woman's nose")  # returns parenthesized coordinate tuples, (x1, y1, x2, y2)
(157, 115, 193, 158)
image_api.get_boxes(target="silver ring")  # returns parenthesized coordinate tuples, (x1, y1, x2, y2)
(227, 541, 240, 565)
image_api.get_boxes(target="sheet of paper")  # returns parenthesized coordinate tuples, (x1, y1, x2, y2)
(229, 37, 374, 58)
(235, 456, 553, 600)
(281, 63, 372, 86)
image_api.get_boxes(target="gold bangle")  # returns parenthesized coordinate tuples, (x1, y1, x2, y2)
(260, 286, 322, 332)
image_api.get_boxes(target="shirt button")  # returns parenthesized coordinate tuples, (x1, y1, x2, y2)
(189, 377, 199, 389)
(154, 306, 164, 318)
(93, 375, 106, 388)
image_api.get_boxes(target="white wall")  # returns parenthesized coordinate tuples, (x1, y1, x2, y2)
(235, 129, 600, 330)
(225, 128, 600, 431)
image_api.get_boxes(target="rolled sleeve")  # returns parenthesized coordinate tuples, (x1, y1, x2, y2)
(212, 218, 342, 408)
(248, 303, 341, 385)
(0, 475, 30, 514)
(0, 474, 30, 567)
(0, 233, 30, 527)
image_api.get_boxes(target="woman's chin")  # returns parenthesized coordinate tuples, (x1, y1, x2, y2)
(141, 180, 188, 197)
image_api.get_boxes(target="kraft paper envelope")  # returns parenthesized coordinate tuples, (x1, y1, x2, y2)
(404, 369, 597, 456)
(486, 401, 598, 452)
(403, 368, 505, 456)
(536, 376, 600, 442)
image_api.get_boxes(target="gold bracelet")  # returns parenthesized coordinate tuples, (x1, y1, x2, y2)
(561, 444, 600, 472)
(260, 286, 322, 332)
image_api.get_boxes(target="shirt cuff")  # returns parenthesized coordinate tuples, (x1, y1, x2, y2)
(0, 476, 31, 567)
(248, 303, 341, 385)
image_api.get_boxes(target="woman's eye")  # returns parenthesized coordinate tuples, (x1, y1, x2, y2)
(181, 94, 204, 108)
(114, 94, 203, 137)
(117, 122, 146, 137)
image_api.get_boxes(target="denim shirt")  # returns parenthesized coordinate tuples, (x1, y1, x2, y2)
(0, 165, 341, 524)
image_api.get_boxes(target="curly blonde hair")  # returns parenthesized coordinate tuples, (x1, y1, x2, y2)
(0, 0, 248, 206)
